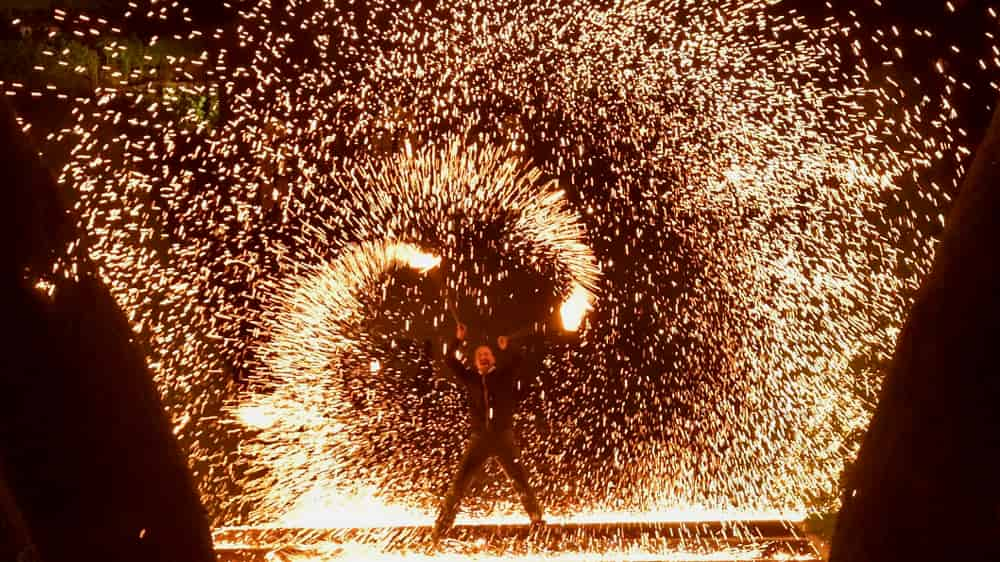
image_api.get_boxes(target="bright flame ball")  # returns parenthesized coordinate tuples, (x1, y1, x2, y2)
(560, 285, 593, 332)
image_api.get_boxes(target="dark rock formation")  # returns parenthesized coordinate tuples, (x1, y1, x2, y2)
(829, 104, 1000, 561)
(0, 99, 216, 562)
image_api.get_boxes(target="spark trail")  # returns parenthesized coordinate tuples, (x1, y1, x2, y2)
(237, 138, 599, 521)
(14, 0, 999, 533)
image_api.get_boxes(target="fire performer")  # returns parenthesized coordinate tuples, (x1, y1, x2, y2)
(432, 320, 545, 541)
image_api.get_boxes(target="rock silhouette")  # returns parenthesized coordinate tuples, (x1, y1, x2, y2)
(0, 99, 216, 562)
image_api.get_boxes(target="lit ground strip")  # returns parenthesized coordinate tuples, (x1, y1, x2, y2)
(268, 506, 806, 530)
(213, 514, 819, 561)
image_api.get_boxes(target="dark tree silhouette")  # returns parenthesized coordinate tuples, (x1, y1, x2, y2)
(0, 471, 33, 561)
(0, 99, 216, 562)
(829, 103, 1000, 561)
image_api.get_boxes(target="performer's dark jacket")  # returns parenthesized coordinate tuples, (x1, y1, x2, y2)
(443, 339, 530, 433)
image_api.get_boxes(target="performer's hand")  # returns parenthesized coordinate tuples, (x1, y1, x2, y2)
(456, 322, 467, 341)
(497, 335, 509, 350)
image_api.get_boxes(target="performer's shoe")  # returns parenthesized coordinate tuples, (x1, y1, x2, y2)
(430, 521, 449, 544)
(529, 515, 546, 528)
(425, 531, 443, 554)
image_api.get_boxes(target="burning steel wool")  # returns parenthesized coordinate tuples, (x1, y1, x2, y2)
(235, 137, 600, 522)
(12, 0, 1000, 557)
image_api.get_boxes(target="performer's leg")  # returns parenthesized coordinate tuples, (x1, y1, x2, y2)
(495, 429, 543, 523)
(433, 432, 490, 539)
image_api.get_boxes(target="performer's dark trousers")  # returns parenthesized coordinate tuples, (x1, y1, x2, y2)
(434, 428, 542, 534)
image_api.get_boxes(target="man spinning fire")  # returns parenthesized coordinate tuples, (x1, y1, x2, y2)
(432, 320, 545, 540)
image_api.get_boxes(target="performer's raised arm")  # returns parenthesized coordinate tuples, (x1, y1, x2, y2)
(498, 335, 548, 433)
(443, 322, 474, 383)
(494, 335, 523, 373)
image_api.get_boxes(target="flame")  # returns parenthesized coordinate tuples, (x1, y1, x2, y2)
(393, 244, 441, 273)
(235, 405, 279, 430)
(560, 284, 593, 332)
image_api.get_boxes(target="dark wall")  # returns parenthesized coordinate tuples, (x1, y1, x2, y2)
(829, 102, 1000, 561)
(0, 466, 33, 561)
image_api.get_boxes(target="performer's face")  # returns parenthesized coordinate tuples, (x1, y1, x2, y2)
(474, 345, 496, 373)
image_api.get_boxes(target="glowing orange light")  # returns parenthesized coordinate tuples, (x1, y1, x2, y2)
(393, 244, 441, 273)
(560, 284, 592, 332)
(236, 405, 279, 430)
